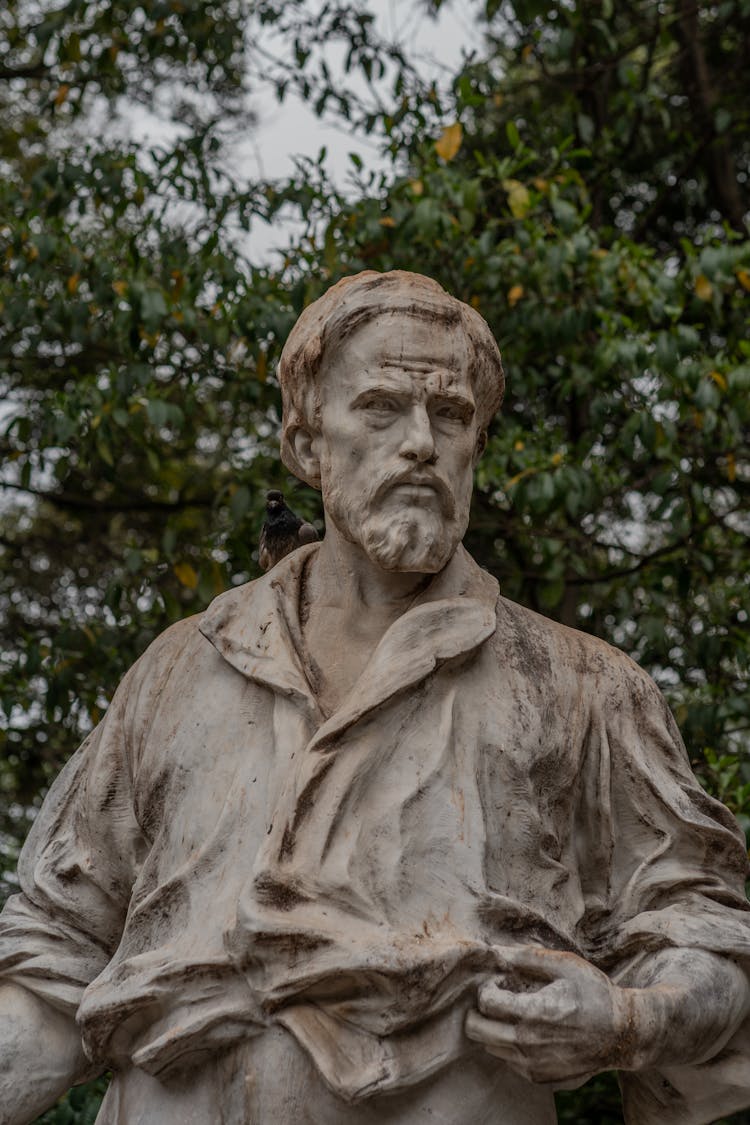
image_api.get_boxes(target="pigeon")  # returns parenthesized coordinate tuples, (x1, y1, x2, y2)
(258, 490, 319, 572)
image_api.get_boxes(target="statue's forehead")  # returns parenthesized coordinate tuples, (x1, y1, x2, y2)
(331, 312, 470, 376)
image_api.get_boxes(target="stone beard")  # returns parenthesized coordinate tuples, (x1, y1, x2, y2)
(319, 459, 466, 574)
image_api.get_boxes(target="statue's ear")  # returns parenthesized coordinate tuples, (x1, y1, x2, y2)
(284, 423, 322, 489)
(473, 428, 488, 464)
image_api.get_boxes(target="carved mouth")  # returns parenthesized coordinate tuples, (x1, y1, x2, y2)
(392, 482, 439, 497)
(371, 470, 455, 517)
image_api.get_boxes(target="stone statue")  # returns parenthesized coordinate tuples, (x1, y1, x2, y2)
(1, 270, 749, 1124)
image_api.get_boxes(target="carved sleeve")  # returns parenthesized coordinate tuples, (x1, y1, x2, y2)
(0, 653, 148, 1016)
(575, 661, 750, 1123)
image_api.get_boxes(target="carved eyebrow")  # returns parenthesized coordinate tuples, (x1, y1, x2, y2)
(430, 390, 475, 411)
(350, 385, 475, 416)
(350, 385, 408, 408)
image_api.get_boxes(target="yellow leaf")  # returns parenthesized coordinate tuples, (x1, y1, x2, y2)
(726, 452, 736, 482)
(551, 451, 563, 465)
(435, 122, 463, 162)
(507, 284, 524, 307)
(470, 295, 481, 310)
(54, 84, 70, 107)
(67, 273, 79, 295)
(736, 268, 750, 292)
(174, 562, 199, 590)
(521, 44, 533, 61)
(211, 561, 226, 596)
(694, 274, 713, 301)
(709, 370, 727, 391)
(532, 177, 549, 193)
(502, 179, 531, 219)
(112, 280, 128, 297)
(493, 93, 504, 108)
(409, 179, 424, 196)
(379, 216, 396, 228)
(256, 350, 267, 381)
(514, 440, 525, 452)
(506, 468, 534, 488)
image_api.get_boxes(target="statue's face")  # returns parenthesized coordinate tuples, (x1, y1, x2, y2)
(313, 312, 481, 573)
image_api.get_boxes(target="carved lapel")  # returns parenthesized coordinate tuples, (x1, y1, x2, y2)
(199, 543, 498, 742)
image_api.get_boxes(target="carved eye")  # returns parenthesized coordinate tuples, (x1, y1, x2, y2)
(361, 396, 397, 413)
(434, 403, 467, 422)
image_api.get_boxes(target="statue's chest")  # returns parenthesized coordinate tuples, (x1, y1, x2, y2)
(133, 651, 579, 924)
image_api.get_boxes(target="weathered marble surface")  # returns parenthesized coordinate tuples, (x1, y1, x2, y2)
(1, 271, 749, 1124)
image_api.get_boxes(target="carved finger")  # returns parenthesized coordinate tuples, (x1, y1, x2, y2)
(466, 1009, 598, 1086)
(466, 1015, 543, 1081)
(465, 1009, 521, 1051)
(478, 977, 573, 1023)
(492, 944, 596, 984)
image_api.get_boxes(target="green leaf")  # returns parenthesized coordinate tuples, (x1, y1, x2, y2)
(229, 485, 251, 522)
(505, 120, 521, 149)
(140, 289, 167, 328)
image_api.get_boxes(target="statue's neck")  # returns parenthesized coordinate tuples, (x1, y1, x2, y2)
(298, 526, 433, 716)
(307, 525, 432, 616)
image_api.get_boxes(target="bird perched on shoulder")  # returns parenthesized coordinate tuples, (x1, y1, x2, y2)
(258, 490, 319, 572)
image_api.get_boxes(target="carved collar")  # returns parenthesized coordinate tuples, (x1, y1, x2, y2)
(199, 542, 499, 734)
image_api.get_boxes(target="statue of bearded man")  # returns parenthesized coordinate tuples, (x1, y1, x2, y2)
(1, 271, 749, 1125)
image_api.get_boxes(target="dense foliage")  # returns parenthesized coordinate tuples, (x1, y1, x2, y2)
(1, 1, 749, 1121)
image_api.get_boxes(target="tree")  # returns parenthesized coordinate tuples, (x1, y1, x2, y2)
(1, 1, 748, 1121)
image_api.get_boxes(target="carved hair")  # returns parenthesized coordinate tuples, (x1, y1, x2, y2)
(278, 270, 505, 484)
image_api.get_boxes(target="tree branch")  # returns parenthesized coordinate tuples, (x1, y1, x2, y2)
(0, 481, 213, 513)
(566, 535, 692, 585)
(0, 63, 48, 81)
(674, 0, 747, 230)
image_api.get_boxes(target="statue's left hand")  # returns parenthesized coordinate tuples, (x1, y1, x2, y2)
(465, 945, 632, 1087)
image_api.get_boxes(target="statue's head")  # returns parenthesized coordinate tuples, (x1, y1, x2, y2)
(278, 270, 504, 573)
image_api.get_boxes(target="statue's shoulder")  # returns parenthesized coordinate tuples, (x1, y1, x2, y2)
(125, 568, 272, 687)
(126, 610, 208, 689)
(196, 566, 281, 650)
(114, 574, 273, 726)
(492, 592, 655, 698)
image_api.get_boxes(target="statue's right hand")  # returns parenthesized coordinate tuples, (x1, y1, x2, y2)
(465, 945, 627, 1087)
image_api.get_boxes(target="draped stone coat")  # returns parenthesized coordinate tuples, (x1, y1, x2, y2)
(1, 544, 748, 1123)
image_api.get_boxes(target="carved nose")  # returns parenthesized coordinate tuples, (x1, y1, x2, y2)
(400, 408, 437, 464)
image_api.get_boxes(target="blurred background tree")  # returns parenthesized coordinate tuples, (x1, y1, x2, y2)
(1, 0, 749, 1120)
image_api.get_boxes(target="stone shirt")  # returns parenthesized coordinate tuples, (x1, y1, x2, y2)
(1, 544, 749, 1123)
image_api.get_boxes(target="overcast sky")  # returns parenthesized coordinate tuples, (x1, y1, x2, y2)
(120, 0, 482, 262)
(248, 1, 480, 179)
